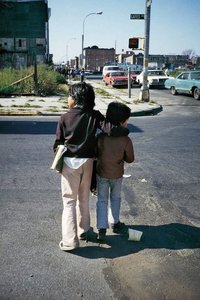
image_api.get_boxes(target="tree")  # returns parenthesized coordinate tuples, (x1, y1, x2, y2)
(182, 49, 196, 59)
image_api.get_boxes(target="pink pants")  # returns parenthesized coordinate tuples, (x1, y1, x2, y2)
(61, 159, 93, 248)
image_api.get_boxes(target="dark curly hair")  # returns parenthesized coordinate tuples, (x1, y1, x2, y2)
(68, 82, 95, 110)
(106, 102, 131, 126)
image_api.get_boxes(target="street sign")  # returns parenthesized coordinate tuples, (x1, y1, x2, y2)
(130, 14, 144, 20)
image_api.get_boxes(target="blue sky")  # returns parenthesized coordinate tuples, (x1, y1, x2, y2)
(47, 0, 200, 64)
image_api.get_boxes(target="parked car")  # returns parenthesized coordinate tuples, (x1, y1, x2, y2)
(136, 70, 169, 88)
(130, 70, 142, 84)
(103, 71, 129, 87)
(102, 65, 121, 77)
(164, 70, 200, 100)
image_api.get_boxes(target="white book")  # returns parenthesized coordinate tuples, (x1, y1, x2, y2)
(50, 145, 67, 171)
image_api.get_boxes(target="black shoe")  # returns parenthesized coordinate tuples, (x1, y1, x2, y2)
(97, 229, 106, 242)
(80, 228, 98, 242)
(80, 232, 88, 241)
(112, 221, 126, 234)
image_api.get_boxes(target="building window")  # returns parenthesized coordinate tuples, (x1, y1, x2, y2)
(15, 38, 26, 50)
(36, 38, 45, 47)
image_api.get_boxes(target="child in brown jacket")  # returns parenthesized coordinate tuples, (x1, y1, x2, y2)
(96, 102, 135, 241)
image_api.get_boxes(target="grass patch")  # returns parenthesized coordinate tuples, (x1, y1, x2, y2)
(59, 96, 67, 103)
(133, 99, 147, 104)
(11, 103, 41, 108)
(133, 99, 158, 105)
(95, 88, 112, 98)
(46, 106, 60, 112)
(0, 65, 66, 96)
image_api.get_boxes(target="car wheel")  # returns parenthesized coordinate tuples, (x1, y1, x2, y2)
(193, 87, 200, 100)
(171, 86, 177, 95)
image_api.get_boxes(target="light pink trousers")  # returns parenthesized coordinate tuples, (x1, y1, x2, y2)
(61, 159, 93, 248)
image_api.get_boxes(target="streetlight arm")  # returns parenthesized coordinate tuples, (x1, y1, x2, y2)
(82, 11, 103, 35)
(81, 11, 103, 68)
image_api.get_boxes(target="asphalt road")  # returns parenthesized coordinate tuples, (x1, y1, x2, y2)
(0, 90, 200, 300)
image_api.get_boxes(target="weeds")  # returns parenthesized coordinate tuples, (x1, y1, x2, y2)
(0, 65, 66, 96)
(95, 88, 112, 98)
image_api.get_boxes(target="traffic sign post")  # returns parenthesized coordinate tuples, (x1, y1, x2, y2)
(130, 0, 152, 102)
(139, 0, 152, 102)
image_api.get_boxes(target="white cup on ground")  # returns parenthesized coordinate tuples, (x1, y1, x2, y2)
(128, 228, 143, 241)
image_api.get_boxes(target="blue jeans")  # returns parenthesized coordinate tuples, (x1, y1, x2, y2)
(96, 175, 122, 229)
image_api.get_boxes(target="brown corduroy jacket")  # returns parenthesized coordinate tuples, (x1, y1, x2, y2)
(96, 127, 134, 179)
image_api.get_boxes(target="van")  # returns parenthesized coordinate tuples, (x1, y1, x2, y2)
(102, 65, 121, 76)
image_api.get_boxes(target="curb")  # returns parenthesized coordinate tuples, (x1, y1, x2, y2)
(0, 105, 163, 117)
(130, 105, 163, 116)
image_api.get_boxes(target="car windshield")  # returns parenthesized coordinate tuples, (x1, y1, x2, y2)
(107, 67, 119, 71)
(110, 72, 125, 76)
(191, 72, 200, 80)
(131, 70, 141, 75)
(148, 70, 165, 76)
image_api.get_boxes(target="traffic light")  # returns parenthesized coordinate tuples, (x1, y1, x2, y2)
(129, 38, 139, 49)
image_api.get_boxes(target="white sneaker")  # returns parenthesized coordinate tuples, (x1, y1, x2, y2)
(59, 241, 79, 251)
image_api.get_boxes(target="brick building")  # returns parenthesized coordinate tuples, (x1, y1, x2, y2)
(83, 46, 115, 71)
(0, 0, 51, 68)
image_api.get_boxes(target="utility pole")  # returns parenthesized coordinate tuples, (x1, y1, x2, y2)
(139, 0, 152, 102)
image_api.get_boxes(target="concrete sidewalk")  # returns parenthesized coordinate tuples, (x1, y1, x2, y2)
(0, 80, 163, 116)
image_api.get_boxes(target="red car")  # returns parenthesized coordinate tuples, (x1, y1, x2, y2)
(130, 70, 142, 84)
(103, 71, 129, 87)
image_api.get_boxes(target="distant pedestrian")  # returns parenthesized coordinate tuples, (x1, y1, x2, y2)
(70, 68, 75, 78)
(80, 68, 85, 82)
(53, 82, 105, 251)
(96, 102, 135, 241)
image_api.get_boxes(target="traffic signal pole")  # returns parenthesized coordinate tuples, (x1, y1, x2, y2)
(139, 0, 152, 102)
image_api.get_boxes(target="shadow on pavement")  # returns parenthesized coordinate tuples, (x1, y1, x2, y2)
(71, 223, 200, 259)
(0, 120, 143, 134)
(0, 120, 58, 134)
(128, 123, 143, 133)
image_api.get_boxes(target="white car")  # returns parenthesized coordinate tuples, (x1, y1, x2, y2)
(102, 65, 121, 77)
(136, 70, 169, 88)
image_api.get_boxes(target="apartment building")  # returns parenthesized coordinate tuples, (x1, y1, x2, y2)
(0, 0, 51, 68)
(83, 46, 115, 71)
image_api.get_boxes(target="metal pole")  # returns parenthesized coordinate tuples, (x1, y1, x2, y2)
(34, 54, 38, 96)
(128, 67, 131, 98)
(139, 0, 152, 102)
(81, 31, 84, 68)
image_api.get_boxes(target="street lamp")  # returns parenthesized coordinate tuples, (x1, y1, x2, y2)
(66, 37, 76, 64)
(81, 11, 103, 68)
